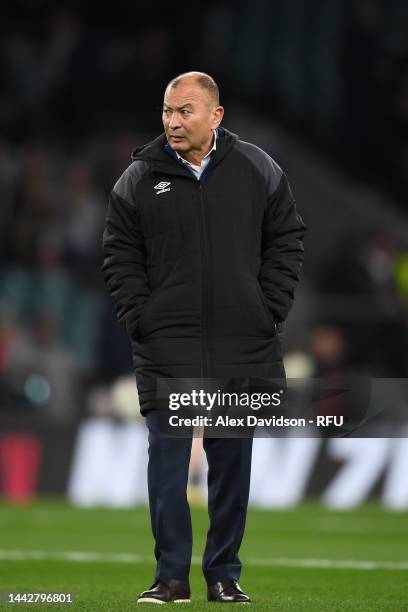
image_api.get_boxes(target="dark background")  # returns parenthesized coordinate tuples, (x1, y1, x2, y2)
(0, 0, 407, 426)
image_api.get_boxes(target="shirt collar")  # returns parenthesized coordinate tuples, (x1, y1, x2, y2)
(172, 128, 218, 167)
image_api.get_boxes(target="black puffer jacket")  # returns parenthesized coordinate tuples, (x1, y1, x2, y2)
(102, 127, 306, 414)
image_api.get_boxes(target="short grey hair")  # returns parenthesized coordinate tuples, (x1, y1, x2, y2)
(166, 71, 220, 107)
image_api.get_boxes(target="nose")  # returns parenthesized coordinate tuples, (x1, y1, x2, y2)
(168, 112, 181, 129)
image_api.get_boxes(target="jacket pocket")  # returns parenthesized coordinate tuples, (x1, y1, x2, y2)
(255, 282, 276, 336)
(135, 293, 156, 341)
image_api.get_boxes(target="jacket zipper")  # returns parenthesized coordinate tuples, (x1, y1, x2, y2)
(153, 151, 215, 379)
(197, 182, 212, 378)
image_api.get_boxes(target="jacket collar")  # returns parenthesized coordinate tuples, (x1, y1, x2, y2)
(131, 127, 239, 177)
(167, 128, 218, 168)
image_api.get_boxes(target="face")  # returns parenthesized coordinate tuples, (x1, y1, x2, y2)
(162, 80, 224, 160)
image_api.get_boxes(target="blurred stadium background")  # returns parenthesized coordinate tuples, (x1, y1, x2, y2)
(1, 2, 408, 609)
(0, 0, 408, 541)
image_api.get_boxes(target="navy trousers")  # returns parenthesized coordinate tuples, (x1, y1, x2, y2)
(145, 411, 253, 585)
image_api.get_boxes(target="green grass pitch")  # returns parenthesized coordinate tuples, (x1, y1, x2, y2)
(0, 500, 407, 611)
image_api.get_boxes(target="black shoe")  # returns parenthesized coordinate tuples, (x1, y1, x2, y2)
(137, 579, 191, 604)
(207, 580, 251, 603)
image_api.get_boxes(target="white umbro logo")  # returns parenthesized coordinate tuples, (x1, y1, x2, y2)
(154, 181, 171, 195)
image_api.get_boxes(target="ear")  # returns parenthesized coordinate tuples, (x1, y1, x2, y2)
(212, 106, 224, 129)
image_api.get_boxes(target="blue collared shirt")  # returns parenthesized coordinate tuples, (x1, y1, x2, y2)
(170, 129, 217, 180)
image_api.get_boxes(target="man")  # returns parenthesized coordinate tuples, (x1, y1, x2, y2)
(102, 71, 306, 604)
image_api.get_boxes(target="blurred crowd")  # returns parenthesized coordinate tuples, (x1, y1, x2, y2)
(0, 0, 407, 422)
(1, 0, 407, 202)
(0, 135, 139, 420)
(231, 0, 408, 205)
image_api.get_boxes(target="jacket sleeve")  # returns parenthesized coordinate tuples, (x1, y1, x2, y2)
(260, 173, 306, 323)
(101, 170, 150, 339)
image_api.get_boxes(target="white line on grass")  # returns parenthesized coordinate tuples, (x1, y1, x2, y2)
(246, 557, 408, 570)
(0, 550, 407, 571)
